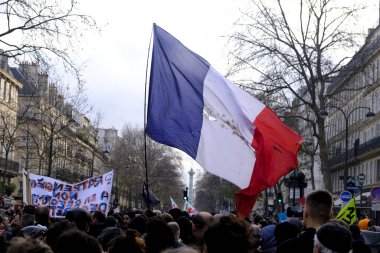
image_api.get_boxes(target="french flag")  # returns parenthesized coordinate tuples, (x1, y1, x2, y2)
(146, 24, 303, 218)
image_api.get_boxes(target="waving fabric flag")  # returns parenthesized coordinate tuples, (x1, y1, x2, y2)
(336, 197, 357, 225)
(170, 197, 179, 209)
(146, 24, 303, 218)
(183, 200, 198, 216)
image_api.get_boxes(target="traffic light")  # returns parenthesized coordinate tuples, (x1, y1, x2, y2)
(277, 192, 283, 203)
(183, 189, 188, 201)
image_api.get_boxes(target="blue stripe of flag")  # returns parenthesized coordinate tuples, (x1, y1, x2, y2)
(146, 24, 210, 158)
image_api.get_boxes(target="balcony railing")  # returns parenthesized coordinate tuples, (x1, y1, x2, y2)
(328, 136, 380, 168)
(0, 157, 20, 174)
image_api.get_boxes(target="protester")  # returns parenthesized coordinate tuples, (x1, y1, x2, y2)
(5, 236, 53, 253)
(203, 215, 254, 253)
(97, 227, 125, 251)
(145, 217, 176, 253)
(35, 206, 50, 228)
(313, 222, 352, 253)
(167, 221, 185, 248)
(349, 224, 371, 253)
(55, 229, 103, 253)
(65, 208, 92, 232)
(257, 224, 277, 253)
(274, 221, 299, 247)
(176, 216, 194, 245)
(277, 189, 333, 253)
(191, 212, 214, 250)
(107, 229, 146, 253)
(89, 210, 106, 238)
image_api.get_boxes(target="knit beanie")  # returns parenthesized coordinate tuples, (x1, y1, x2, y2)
(316, 223, 352, 253)
(358, 218, 370, 230)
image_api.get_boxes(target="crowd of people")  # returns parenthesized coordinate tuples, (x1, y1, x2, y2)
(0, 189, 379, 253)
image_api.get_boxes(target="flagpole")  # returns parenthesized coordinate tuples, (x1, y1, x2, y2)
(143, 25, 154, 210)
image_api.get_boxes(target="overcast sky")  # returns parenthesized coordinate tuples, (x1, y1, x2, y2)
(75, 0, 379, 183)
(78, 0, 240, 130)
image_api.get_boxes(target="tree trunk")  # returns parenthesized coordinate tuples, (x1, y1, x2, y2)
(317, 119, 331, 192)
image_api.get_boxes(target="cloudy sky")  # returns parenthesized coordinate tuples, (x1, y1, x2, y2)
(74, 0, 244, 181)
(75, 0, 379, 182)
(78, 0, 241, 130)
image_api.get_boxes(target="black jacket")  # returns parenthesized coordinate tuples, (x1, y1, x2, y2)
(277, 227, 316, 253)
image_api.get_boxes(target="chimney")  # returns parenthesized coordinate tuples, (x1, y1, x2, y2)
(0, 52, 9, 71)
(38, 73, 49, 95)
(18, 61, 39, 86)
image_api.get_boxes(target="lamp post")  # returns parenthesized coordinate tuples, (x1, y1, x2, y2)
(319, 106, 375, 190)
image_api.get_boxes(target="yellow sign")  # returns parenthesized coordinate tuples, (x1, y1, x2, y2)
(336, 197, 357, 225)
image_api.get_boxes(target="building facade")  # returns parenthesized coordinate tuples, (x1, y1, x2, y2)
(325, 27, 380, 196)
(3, 61, 110, 201)
(0, 55, 22, 195)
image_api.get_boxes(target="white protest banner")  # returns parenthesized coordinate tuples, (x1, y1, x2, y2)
(29, 170, 114, 218)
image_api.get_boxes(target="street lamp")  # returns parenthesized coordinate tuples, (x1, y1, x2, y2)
(319, 106, 375, 190)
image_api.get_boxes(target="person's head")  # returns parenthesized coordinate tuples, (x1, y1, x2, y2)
(176, 216, 193, 244)
(91, 210, 106, 224)
(21, 214, 35, 228)
(168, 208, 182, 221)
(274, 221, 299, 246)
(349, 224, 362, 240)
(192, 212, 213, 242)
(97, 227, 125, 251)
(313, 222, 352, 253)
(65, 208, 91, 232)
(105, 215, 119, 227)
(203, 215, 253, 253)
(45, 220, 77, 252)
(35, 206, 50, 227)
(6, 236, 53, 253)
(108, 229, 146, 253)
(304, 190, 333, 228)
(129, 215, 148, 235)
(260, 223, 277, 252)
(145, 217, 175, 253)
(55, 229, 102, 253)
(123, 213, 131, 225)
(358, 218, 374, 230)
(161, 247, 199, 253)
(167, 221, 181, 241)
(160, 213, 174, 223)
(22, 205, 36, 215)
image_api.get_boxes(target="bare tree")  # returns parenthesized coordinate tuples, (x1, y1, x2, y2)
(111, 125, 185, 210)
(0, 0, 97, 85)
(195, 171, 239, 213)
(229, 0, 368, 191)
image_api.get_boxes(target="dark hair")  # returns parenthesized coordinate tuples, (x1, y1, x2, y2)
(45, 220, 77, 252)
(145, 217, 175, 253)
(129, 215, 148, 235)
(21, 214, 35, 228)
(92, 211, 106, 223)
(98, 227, 125, 251)
(6, 237, 53, 253)
(108, 229, 145, 253)
(56, 229, 102, 253)
(65, 208, 91, 231)
(306, 190, 333, 223)
(35, 206, 50, 227)
(176, 216, 194, 245)
(168, 208, 182, 221)
(105, 216, 119, 227)
(203, 216, 253, 253)
(22, 205, 36, 215)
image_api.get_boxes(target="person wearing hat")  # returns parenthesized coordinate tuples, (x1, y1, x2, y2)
(313, 222, 352, 253)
